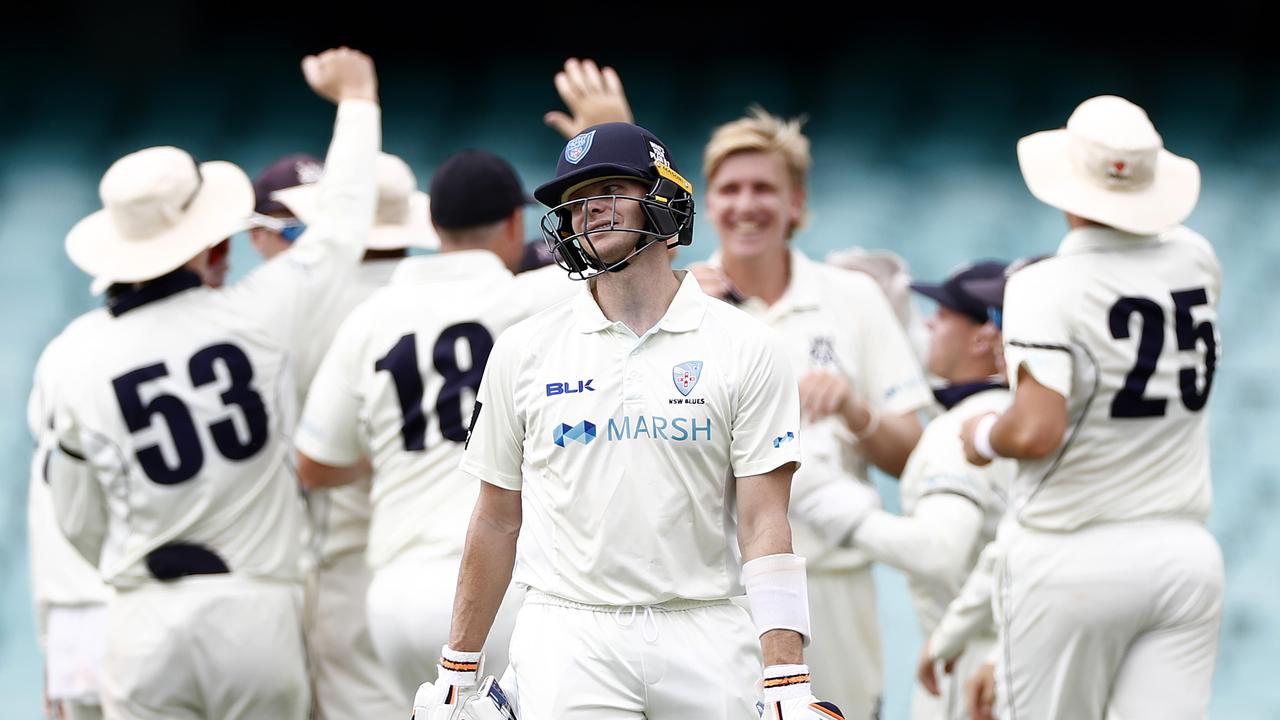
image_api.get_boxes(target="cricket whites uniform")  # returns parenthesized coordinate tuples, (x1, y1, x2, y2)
(996, 225, 1224, 719)
(852, 385, 1012, 720)
(459, 270, 802, 719)
(296, 252, 573, 697)
(725, 248, 933, 719)
(36, 99, 379, 720)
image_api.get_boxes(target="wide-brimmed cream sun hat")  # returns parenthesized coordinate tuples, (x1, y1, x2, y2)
(272, 152, 439, 250)
(1017, 95, 1200, 235)
(67, 146, 254, 285)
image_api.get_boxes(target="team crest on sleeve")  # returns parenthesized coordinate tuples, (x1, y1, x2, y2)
(672, 361, 704, 396)
(564, 131, 596, 165)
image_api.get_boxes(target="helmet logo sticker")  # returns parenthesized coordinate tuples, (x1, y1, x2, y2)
(649, 141, 669, 169)
(565, 131, 596, 165)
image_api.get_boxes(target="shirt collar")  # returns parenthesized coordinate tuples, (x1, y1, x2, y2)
(775, 249, 823, 311)
(932, 378, 1008, 411)
(1057, 225, 1163, 256)
(708, 247, 822, 318)
(107, 270, 202, 317)
(390, 249, 511, 285)
(572, 270, 707, 334)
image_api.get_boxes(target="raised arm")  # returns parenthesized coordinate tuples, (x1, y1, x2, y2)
(231, 47, 381, 344)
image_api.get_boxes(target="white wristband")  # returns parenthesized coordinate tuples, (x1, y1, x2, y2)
(762, 663, 813, 702)
(973, 413, 999, 461)
(437, 645, 482, 685)
(742, 553, 811, 647)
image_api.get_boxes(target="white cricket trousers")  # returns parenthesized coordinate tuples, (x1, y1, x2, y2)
(365, 553, 523, 698)
(996, 519, 1223, 720)
(101, 575, 309, 720)
(499, 590, 763, 719)
(308, 550, 406, 718)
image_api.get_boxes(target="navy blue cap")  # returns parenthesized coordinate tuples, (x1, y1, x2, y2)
(534, 123, 680, 207)
(911, 260, 1008, 323)
(253, 153, 323, 215)
(430, 150, 533, 230)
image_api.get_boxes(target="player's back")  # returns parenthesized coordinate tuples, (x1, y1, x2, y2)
(1002, 225, 1221, 531)
(49, 280, 306, 588)
(299, 251, 572, 568)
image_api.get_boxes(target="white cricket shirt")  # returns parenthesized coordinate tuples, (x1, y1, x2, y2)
(27, 356, 110, 643)
(1002, 225, 1220, 531)
(460, 270, 803, 605)
(36, 100, 379, 589)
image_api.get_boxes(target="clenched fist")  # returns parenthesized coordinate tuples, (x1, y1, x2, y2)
(302, 46, 378, 105)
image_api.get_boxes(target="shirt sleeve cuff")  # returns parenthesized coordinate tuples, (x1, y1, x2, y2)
(732, 451, 802, 479)
(459, 458, 523, 491)
(294, 426, 361, 467)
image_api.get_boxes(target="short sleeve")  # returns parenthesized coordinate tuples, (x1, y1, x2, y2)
(457, 331, 526, 490)
(1001, 268, 1074, 398)
(295, 310, 367, 466)
(31, 337, 108, 566)
(730, 331, 803, 478)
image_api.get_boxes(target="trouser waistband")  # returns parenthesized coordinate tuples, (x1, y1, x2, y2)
(524, 589, 730, 613)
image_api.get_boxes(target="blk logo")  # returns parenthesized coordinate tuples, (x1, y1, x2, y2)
(547, 380, 596, 396)
(554, 421, 597, 447)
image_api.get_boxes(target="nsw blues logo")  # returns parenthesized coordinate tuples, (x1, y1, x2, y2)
(564, 131, 596, 165)
(554, 420, 597, 447)
(672, 361, 704, 397)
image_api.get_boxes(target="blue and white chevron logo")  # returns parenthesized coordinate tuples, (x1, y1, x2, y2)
(554, 420, 597, 447)
(772, 431, 795, 449)
(564, 130, 595, 165)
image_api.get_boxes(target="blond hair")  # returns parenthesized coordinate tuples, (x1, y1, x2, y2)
(703, 106, 812, 236)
